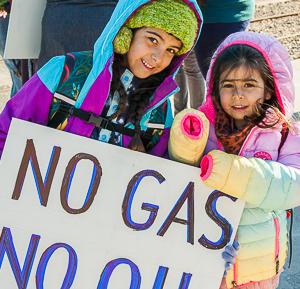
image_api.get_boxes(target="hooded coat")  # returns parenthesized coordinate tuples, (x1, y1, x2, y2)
(169, 31, 300, 288)
(0, 0, 202, 158)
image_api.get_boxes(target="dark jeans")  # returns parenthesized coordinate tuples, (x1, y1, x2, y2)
(194, 20, 250, 78)
(38, 2, 117, 67)
(174, 50, 205, 114)
(0, 15, 22, 97)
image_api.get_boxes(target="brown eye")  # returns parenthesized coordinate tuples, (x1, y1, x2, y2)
(244, 82, 255, 88)
(148, 37, 158, 44)
(167, 48, 176, 55)
(222, 83, 234, 88)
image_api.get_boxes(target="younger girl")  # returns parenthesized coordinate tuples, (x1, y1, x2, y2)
(0, 0, 202, 157)
(169, 31, 300, 288)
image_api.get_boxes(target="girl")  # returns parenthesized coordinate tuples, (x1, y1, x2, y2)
(169, 31, 300, 289)
(0, 0, 202, 157)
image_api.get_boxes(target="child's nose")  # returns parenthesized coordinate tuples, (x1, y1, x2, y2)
(233, 86, 244, 99)
(151, 49, 164, 63)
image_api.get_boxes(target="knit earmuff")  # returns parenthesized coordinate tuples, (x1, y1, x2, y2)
(113, 0, 198, 55)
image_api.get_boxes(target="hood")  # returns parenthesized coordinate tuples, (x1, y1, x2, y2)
(75, 0, 203, 112)
(201, 31, 295, 123)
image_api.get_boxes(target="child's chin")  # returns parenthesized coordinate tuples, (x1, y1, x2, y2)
(134, 71, 152, 79)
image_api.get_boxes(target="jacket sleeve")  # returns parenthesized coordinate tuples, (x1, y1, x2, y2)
(200, 133, 300, 210)
(168, 108, 209, 166)
(0, 56, 65, 158)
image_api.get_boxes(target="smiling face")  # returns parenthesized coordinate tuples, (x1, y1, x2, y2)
(219, 65, 271, 129)
(126, 27, 182, 79)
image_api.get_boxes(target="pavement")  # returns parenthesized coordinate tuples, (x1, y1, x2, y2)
(256, 0, 289, 4)
(278, 207, 300, 289)
(293, 60, 300, 112)
(1, 57, 300, 288)
(0, 57, 11, 111)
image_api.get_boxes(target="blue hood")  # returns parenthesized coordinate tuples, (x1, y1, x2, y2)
(76, 0, 203, 107)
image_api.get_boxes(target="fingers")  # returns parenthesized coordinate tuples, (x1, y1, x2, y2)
(224, 261, 232, 273)
(222, 251, 235, 263)
(222, 241, 240, 275)
(223, 261, 233, 276)
(224, 244, 238, 258)
(233, 239, 240, 251)
(0, 9, 7, 18)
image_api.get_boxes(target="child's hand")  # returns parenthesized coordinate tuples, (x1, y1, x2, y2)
(0, 8, 7, 18)
(168, 108, 209, 166)
(223, 240, 239, 275)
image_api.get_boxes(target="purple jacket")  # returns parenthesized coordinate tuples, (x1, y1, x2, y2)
(0, 0, 203, 158)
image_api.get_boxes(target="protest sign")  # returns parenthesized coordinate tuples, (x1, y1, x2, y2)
(4, 0, 46, 59)
(0, 119, 244, 289)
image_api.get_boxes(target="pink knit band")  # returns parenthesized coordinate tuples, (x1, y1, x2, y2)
(180, 113, 203, 140)
(200, 155, 213, 181)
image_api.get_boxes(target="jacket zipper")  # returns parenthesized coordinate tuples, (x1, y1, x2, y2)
(238, 126, 257, 156)
(273, 212, 280, 274)
(232, 280, 257, 288)
(232, 126, 276, 287)
(231, 128, 258, 287)
(232, 214, 281, 288)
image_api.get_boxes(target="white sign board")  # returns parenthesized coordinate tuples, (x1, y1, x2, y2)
(0, 119, 244, 289)
(4, 0, 47, 59)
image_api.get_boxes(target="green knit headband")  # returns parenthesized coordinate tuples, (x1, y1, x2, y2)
(114, 0, 198, 55)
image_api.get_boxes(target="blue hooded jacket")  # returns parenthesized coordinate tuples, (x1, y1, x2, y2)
(0, 0, 203, 157)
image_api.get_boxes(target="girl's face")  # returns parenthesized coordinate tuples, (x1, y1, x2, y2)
(126, 27, 182, 79)
(219, 65, 271, 129)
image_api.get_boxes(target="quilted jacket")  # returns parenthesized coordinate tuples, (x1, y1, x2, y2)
(169, 31, 300, 288)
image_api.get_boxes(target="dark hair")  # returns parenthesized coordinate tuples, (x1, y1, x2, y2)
(110, 53, 169, 151)
(211, 44, 287, 128)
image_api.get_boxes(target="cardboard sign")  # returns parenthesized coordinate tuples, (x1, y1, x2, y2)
(4, 0, 46, 59)
(0, 119, 244, 289)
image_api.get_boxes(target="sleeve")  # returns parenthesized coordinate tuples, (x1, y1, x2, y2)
(200, 140, 300, 210)
(0, 56, 65, 157)
(168, 108, 209, 166)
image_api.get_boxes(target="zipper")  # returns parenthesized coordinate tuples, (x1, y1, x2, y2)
(232, 125, 281, 287)
(272, 211, 280, 274)
(231, 263, 256, 288)
(238, 126, 257, 156)
(231, 126, 257, 287)
(233, 261, 238, 287)
(232, 280, 256, 288)
(232, 213, 281, 288)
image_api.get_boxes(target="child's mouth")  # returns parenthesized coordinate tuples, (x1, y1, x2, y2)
(232, 105, 248, 110)
(141, 59, 154, 70)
